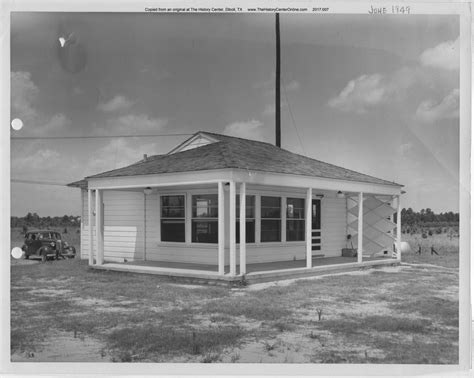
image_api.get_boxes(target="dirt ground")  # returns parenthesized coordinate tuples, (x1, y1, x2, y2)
(10, 257, 459, 364)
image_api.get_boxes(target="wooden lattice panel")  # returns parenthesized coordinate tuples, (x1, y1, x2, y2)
(347, 195, 396, 256)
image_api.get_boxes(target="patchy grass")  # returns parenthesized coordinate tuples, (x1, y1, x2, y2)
(402, 233, 459, 268)
(201, 295, 291, 321)
(11, 259, 458, 363)
(107, 325, 243, 361)
(321, 315, 431, 335)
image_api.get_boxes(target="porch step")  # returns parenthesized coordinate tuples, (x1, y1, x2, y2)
(91, 259, 400, 287)
(245, 259, 400, 285)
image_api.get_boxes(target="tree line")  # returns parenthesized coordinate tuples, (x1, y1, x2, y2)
(11, 213, 80, 230)
(395, 208, 459, 235)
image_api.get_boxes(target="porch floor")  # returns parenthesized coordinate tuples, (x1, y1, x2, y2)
(119, 255, 389, 274)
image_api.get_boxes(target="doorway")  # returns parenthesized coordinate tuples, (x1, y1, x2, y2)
(311, 199, 322, 255)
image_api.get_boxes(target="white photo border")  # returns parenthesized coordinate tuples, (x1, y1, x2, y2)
(1, 0, 471, 376)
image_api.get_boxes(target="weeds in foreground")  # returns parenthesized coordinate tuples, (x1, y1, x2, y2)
(201, 352, 221, 363)
(106, 325, 243, 361)
(272, 321, 295, 332)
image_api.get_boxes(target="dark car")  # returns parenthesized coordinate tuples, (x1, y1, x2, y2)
(21, 230, 76, 262)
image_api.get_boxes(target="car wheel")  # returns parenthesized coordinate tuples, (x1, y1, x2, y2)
(39, 249, 47, 263)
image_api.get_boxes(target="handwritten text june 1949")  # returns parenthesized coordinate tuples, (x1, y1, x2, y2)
(368, 5, 410, 14)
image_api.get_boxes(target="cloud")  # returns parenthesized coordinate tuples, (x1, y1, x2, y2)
(254, 73, 301, 96)
(41, 113, 72, 133)
(98, 95, 134, 112)
(328, 65, 423, 114)
(139, 66, 172, 81)
(84, 138, 158, 176)
(328, 74, 388, 114)
(14, 148, 61, 172)
(11, 71, 72, 135)
(11, 146, 80, 184)
(285, 80, 300, 92)
(398, 143, 412, 156)
(223, 119, 266, 141)
(11, 71, 39, 121)
(262, 101, 288, 117)
(95, 113, 168, 135)
(72, 87, 84, 95)
(415, 88, 459, 123)
(328, 37, 460, 115)
(419, 37, 459, 71)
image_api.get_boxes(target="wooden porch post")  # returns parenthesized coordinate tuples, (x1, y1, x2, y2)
(88, 189, 93, 265)
(218, 182, 225, 275)
(95, 189, 103, 265)
(229, 181, 236, 276)
(239, 182, 246, 275)
(306, 187, 312, 268)
(396, 194, 402, 261)
(357, 192, 364, 263)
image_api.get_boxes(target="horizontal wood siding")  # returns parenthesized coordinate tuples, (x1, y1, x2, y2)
(145, 192, 159, 259)
(80, 190, 96, 260)
(102, 190, 145, 261)
(321, 196, 346, 257)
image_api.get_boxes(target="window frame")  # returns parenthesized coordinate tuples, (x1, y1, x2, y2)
(286, 197, 306, 242)
(191, 193, 219, 244)
(260, 195, 282, 243)
(160, 194, 186, 243)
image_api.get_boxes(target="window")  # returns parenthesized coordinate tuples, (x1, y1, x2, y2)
(192, 194, 218, 243)
(261, 196, 281, 242)
(161, 195, 185, 242)
(287, 198, 305, 241)
(236, 195, 255, 243)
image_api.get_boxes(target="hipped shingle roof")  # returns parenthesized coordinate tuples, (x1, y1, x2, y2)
(73, 132, 401, 187)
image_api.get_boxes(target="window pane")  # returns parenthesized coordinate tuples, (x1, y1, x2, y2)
(261, 220, 281, 242)
(161, 206, 185, 218)
(236, 220, 255, 243)
(192, 195, 218, 218)
(261, 196, 281, 219)
(287, 219, 305, 241)
(192, 220, 218, 243)
(261, 196, 280, 207)
(287, 198, 305, 219)
(161, 195, 185, 207)
(161, 196, 185, 218)
(236, 195, 255, 218)
(161, 220, 185, 242)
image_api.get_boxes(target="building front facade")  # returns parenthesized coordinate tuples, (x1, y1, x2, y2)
(69, 132, 403, 279)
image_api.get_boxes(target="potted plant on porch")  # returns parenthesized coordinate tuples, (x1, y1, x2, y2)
(342, 234, 357, 257)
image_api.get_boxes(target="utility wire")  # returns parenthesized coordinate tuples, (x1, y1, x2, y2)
(282, 78, 306, 155)
(11, 179, 68, 186)
(11, 133, 194, 141)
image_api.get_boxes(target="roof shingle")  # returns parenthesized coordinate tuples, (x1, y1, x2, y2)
(78, 131, 402, 187)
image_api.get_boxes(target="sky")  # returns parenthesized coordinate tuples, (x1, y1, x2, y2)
(10, 13, 460, 216)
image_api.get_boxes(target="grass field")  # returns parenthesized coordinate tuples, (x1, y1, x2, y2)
(10, 236, 459, 363)
(401, 233, 459, 268)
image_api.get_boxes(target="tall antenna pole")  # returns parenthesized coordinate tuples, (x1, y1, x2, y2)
(275, 13, 281, 148)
